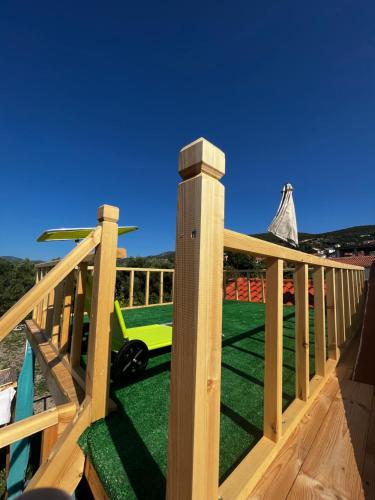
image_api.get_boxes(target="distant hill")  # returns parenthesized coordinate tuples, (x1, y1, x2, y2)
(0, 256, 25, 263)
(252, 225, 375, 251)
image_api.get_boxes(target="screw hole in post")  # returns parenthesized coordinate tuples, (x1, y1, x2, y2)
(191, 229, 197, 239)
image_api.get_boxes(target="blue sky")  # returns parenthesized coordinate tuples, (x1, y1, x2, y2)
(1, 1, 374, 260)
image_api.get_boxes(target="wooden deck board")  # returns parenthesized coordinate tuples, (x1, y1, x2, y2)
(287, 379, 373, 500)
(363, 395, 375, 499)
(249, 377, 340, 499)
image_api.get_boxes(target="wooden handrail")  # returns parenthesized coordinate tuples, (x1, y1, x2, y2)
(0, 227, 101, 342)
(0, 402, 75, 449)
(224, 228, 364, 270)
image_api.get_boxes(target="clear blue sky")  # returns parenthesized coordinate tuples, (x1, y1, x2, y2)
(1, 1, 374, 260)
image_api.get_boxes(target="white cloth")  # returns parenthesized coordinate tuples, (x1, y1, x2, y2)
(0, 386, 16, 425)
(268, 183, 298, 247)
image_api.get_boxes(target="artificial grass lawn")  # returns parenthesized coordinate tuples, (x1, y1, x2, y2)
(79, 301, 316, 500)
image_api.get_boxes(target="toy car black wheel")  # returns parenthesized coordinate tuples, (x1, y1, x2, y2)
(113, 340, 149, 380)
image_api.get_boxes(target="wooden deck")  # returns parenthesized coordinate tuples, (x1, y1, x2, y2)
(249, 335, 375, 499)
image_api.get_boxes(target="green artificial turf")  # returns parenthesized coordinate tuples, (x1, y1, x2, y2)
(79, 301, 316, 500)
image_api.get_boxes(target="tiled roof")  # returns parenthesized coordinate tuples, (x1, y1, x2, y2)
(330, 255, 375, 268)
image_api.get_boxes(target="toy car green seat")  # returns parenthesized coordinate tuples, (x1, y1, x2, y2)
(111, 300, 172, 379)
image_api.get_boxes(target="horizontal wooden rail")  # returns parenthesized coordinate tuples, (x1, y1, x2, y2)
(0, 227, 101, 341)
(224, 229, 364, 270)
(0, 403, 75, 449)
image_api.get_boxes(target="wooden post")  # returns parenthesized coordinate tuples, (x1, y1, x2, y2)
(171, 270, 175, 302)
(247, 272, 251, 302)
(263, 258, 283, 442)
(294, 263, 309, 401)
(70, 263, 88, 368)
(167, 138, 225, 500)
(51, 283, 64, 346)
(145, 270, 150, 306)
(335, 269, 346, 346)
(129, 269, 134, 308)
(85, 205, 119, 422)
(313, 266, 326, 377)
(326, 268, 338, 360)
(223, 271, 227, 300)
(59, 272, 75, 353)
(40, 424, 59, 465)
(159, 271, 164, 304)
(343, 269, 352, 338)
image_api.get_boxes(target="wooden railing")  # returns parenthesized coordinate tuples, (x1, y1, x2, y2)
(0, 204, 119, 495)
(166, 138, 366, 500)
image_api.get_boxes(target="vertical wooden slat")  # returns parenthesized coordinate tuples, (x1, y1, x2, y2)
(129, 270, 134, 308)
(263, 258, 283, 442)
(223, 271, 226, 300)
(32, 269, 40, 320)
(326, 268, 338, 360)
(335, 269, 346, 346)
(145, 270, 150, 306)
(171, 270, 175, 303)
(59, 272, 75, 352)
(235, 272, 239, 301)
(86, 205, 119, 422)
(51, 282, 64, 346)
(343, 269, 352, 338)
(167, 138, 225, 500)
(261, 274, 265, 303)
(44, 287, 55, 337)
(294, 263, 309, 401)
(70, 263, 88, 368)
(313, 266, 326, 377)
(349, 270, 356, 320)
(159, 271, 164, 304)
(40, 424, 58, 465)
(247, 272, 251, 302)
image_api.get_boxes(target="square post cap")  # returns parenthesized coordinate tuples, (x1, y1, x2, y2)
(97, 205, 119, 223)
(179, 137, 225, 180)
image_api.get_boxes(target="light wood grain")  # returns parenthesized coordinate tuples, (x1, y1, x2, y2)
(264, 258, 283, 442)
(343, 269, 352, 338)
(60, 271, 75, 352)
(313, 266, 326, 376)
(326, 268, 338, 360)
(224, 229, 364, 270)
(167, 138, 225, 500)
(70, 263, 88, 368)
(287, 380, 373, 500)
(85, 205, 119, 422)
(145, 270, 150, 306)
(159, 270, 164, 304)
(295, 263, 309, 401)
(85, 457, 109, 499)
(335, 268, 346, 346)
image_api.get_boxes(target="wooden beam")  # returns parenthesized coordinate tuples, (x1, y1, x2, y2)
(85, 205, 119, 422)
(349, 270, 356, 320)
(85, 457, 109, 499)
(44, 287, 56, 337)
(261, 275, 265, 303)
(167, 138, 225, 500)
(26, 320, 82, 407)
(0, 409, 59, 449)
(294, 263, 309, 401)
(247, 272, 251, 302)
(224, 229, 364, 270)
(313, 266, 326, 377)
(70, 263, 88, 368)
(263, 258, 283, 442)
(0, 227, 101, 342)
(326, 268, 338, 360)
